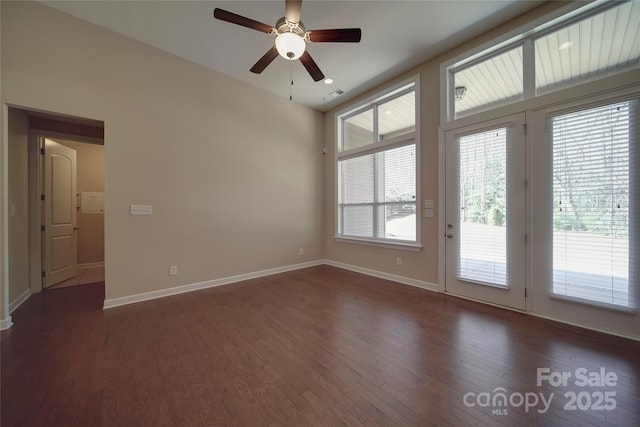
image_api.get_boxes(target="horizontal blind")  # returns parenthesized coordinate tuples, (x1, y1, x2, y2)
(339, 154, 374, 238)
(551, 100, 637, 309)
(339, 144, 416, 241)
(457, 128, 508, 287)
(379, 145, 416, 241)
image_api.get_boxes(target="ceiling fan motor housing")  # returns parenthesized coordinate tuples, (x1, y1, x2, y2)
(275, 17, 306, 59)
(276, 17, 305, 36)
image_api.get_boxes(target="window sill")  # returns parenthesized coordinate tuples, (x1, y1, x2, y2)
(334, 236, 422, 252)
(549, 293, 637, 314)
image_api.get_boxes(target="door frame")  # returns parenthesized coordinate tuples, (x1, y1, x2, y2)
(28, 129, 103, 293)
(438, 112, 530, 312)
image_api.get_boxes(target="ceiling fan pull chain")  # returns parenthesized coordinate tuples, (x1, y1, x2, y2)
(290, 62, 294, 101)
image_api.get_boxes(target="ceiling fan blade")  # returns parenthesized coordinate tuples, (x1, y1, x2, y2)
(285, 0, 302, 23)
(308, 28, 362, 43)
(250, 47, 279, 74)
(213, 8, 274, 34)
(299, 51, 324, 82)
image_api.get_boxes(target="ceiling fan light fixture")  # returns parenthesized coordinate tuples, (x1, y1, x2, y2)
(275, 32, 305, 60)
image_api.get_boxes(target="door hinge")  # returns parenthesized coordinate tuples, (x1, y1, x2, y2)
(41, 271, 46, 278)
(40, 148, 45, 155)
(523, 124, 527, 135)
(41, 225, 45, 231)
(41, 194, 45, 201)
(524, 233, 528, 243)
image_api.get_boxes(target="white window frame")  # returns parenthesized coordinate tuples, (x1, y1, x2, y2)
(439, 0, 640, 131)
(529, 90, 640, 314)
(335, 75, 421, 250)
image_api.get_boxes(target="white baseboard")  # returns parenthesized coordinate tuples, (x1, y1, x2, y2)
(9, 288, 32, 314)
(324, 259, 441, 293)
(103, 260, 324, 309)
(0, 316, 13, 331)
(78, 262, 104, 270)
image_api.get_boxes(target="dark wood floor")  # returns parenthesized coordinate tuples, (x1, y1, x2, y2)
(2, 265, 639, 426)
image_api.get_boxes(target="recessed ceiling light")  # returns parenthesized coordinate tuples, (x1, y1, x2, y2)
(324, 78, 334, 85)
(559, 41, 574, 50)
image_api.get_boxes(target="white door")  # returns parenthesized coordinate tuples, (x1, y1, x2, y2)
(445, 114, 526, 310)
(43, 139, 78, 288)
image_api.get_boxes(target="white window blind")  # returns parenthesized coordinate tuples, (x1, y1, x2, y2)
(551, 100, 637, 310)
(339, 145, 416, 241)
(457, 128, 508, 287)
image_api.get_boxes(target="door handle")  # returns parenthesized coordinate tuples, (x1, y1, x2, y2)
(446, 233, 453, 238)
(73, 227, 80, 231)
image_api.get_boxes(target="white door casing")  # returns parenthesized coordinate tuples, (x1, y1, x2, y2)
(44, 139, 78, 288)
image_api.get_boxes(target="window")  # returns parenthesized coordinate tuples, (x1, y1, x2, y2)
(447, 0, 640, 120)
(457, 127, 508, 287)
(535, 1, 640, 95)
(550, 100, 638, 310)
(454, 46, 523, 117)
(337, 80, 418, 245)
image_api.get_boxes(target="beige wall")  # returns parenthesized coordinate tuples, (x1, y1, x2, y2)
(7, 108, 30, 304)
(1, 1, 324, 303)
(54, 139, 104, 265)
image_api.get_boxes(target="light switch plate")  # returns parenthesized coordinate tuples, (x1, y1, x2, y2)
(424, 199, 434, 209)
(130, 204, 152, 215)
(424, 208, 434, 218)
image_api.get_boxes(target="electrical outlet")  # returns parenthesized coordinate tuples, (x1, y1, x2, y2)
(169, 266, 178, 276)
(396, 257, 402, 266)
(299, 248, 304, 255)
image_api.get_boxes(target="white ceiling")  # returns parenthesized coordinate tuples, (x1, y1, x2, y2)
(40, 0, 546, 112)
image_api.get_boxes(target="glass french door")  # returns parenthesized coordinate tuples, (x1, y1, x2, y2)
(445, 114, 526, 310)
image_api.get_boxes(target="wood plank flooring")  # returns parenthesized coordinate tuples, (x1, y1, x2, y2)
(2, 265, 639, 426)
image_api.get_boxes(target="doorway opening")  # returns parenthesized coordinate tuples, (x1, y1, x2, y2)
(6, 106, 104, 312)
(42, 137, 105, 290)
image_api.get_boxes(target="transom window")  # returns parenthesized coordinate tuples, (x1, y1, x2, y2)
(448, 0, 640, 120)
(337, 80, 418, 245)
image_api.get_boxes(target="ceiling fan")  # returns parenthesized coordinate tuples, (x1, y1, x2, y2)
(213, 0, 361, 82)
